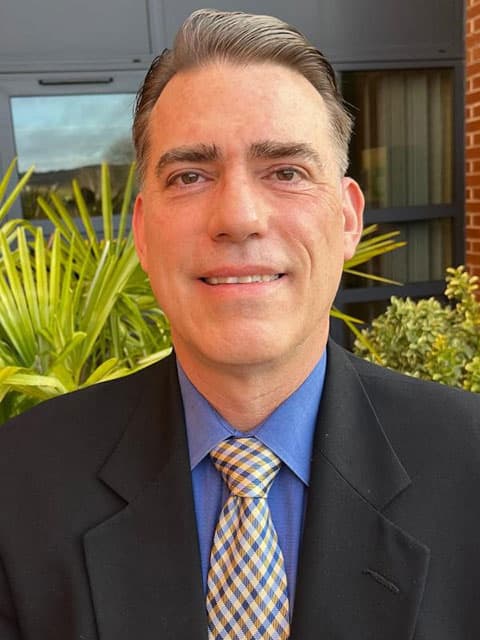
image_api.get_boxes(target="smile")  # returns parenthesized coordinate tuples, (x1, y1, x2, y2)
(202, 274, 283, 285)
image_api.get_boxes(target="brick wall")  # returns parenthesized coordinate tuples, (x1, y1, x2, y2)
(466, 0, 480, 277)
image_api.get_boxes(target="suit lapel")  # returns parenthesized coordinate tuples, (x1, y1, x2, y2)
(291, 342, 430, 640)
(83, 356, 208, 640)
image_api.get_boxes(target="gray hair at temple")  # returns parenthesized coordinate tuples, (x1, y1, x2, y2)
(132, 8, 353, 182)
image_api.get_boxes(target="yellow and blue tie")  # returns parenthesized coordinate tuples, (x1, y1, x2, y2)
(206, 437, 290, 639)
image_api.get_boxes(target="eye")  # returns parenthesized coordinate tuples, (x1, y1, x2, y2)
(275, 168, 299, 181)
(167, 171, 206, 187)
(267, 166, 308, 184)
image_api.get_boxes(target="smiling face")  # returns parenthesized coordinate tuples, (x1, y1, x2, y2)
(133, 62, 364, 380)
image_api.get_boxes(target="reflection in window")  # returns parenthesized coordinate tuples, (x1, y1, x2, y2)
(11, 94, 135, 219)
(343, 218, 452, 287)
(342, 69, 454, 208)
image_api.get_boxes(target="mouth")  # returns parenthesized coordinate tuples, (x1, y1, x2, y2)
(201, 274, 284, 285)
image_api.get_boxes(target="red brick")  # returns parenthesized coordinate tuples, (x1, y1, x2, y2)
(467, 212, 480, 224)
(466, 257, 480, 271)
(466, 90, 480, 106)
(467, 132, 480, 147)
(470, 212, 480, 223)
(467, 174, 480, 187)
(466, 62, 480, 77)
(470, 75, 480, 91)
(470, 46, 480, 63)
(470, 104, 480, 120)
(466, 161, 480, 175)
(473, 17, 480, 33)
(465, 145, 480, 160)
(469, 228, 480, 241)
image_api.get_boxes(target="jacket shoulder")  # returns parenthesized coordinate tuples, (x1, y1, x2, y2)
(0, 354, 177, 461)
(341, 346, 480, 466)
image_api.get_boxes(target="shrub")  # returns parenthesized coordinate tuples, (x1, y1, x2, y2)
(354, 266, 480, 392)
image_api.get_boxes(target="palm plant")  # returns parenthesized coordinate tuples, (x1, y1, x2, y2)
(0, 159, 170, 423)
(0, 159, 403, 423)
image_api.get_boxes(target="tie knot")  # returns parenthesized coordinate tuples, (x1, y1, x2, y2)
(210, 438, 281, 498)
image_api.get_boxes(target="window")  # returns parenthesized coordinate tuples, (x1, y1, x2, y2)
(11, 93, 135, 219)
(343, 68, 454, 209)
(332, 64, 463, 344)
(0, 70, 144, 224)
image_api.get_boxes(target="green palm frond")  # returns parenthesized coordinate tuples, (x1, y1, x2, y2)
(0, 162, 169, 421)
(0, 158, 35, 224)
(344, 224, 406, 285)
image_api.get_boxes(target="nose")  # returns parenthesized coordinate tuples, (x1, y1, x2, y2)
(207, 175, 268, 242)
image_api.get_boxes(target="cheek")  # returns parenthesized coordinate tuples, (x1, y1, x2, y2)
(283, 201, 344, 267)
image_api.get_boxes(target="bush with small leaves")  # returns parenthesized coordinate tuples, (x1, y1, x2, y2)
(354, 266, 480, 391)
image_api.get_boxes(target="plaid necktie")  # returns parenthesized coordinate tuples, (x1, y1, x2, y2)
(206, 437, 290, 640)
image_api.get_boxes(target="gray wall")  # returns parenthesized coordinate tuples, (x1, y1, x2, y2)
(0, 0, 464, 74)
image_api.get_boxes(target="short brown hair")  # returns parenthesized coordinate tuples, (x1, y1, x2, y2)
(133, 8, 353, 181)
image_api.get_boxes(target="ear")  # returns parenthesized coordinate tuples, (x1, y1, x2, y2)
(132, 193, 148, 272)
(341, 177, 364, 261)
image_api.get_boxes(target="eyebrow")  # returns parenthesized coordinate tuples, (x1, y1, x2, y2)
(155, 143, 221, 177)
(248, 141, 324, 168)
(154, 140, 324, 177)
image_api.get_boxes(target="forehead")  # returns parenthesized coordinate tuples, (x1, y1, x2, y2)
(147, 61, 333, 155)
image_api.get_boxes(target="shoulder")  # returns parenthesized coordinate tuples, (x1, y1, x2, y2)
(0, 354, 178, 467)
(336, 344, 480, 467)
(344, 346, 480, 414)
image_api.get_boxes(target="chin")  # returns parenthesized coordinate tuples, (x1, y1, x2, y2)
(201, 333, 307, 371)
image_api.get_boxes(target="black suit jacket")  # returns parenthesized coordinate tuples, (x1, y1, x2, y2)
(1, 341, 480, 639)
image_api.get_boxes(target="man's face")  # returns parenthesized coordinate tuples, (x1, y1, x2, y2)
(133, 62, 363, 375)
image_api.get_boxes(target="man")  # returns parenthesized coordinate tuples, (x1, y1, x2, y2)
(0, 8, 479, 640)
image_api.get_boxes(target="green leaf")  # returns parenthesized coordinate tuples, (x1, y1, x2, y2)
(83, 357, 120, 386)
(0, 158, 18, 204)
(0, 231, 36, 362)
(0, 366, 21, 384)
(117, 162, 136, 249)
(73, 179, 100, 258)
(343, 268, 403, 285)
(34, 227, 49, 328)
(101, 163, 113, 243)
(17, 227, 42, 332)
(0, 367, 67, 393)
(0, 161, 35, 222)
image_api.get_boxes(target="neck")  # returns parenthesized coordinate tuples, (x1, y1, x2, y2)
(175, 339, 328, 432)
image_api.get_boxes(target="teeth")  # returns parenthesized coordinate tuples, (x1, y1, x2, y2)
(204, 274, 281, 285)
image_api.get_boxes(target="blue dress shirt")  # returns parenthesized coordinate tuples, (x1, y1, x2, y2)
(177, 352, 327, 609)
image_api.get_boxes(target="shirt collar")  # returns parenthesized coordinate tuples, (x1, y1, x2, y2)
(177, 352, 327, 486)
